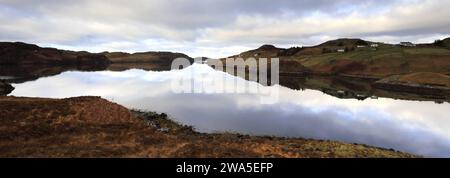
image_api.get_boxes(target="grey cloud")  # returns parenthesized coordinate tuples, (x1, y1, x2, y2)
(0, 0, 449, 57)
(1, 0, 390, 28)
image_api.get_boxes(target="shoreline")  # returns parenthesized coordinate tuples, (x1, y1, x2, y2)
(0, 81, 14, 95)
(2, 68, 449, 102)
(0, 95, 418, 158)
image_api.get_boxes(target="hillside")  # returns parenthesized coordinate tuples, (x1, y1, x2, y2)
(225, 38, 381, 74)
(380, 72, 450, 87)
(0, 42, 110, 66)
(0, 96, 417, 158)
(425, 37, 450, 48)
(0, 42, 195, 79)
(230, 38, 373, 58)
(226, 38, 450, 78)
(301, 38, 372, 55)
(226, 44, 310, 74)
(0, 42, 193, 70)
(104, 51, 193, 65)
(103, 51, 193, 70)
(444, 37, 450, 47)
(230, 44, 284, 59)
(299, 44, 450, 77)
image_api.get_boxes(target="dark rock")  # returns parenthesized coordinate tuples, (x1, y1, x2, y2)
(0, 81, 14, 95)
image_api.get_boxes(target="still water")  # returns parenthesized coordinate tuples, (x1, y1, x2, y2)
(9, 64, 450, 157)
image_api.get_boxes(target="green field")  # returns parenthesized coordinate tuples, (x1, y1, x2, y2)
(294, 45, 450, 77)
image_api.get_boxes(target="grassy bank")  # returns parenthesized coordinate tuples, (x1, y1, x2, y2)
(0, 96, 417, 158)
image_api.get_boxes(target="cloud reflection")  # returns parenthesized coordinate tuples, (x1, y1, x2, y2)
(10, 64, 450, 157)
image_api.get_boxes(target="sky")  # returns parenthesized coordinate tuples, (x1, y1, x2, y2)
(1, 0, 450, 58)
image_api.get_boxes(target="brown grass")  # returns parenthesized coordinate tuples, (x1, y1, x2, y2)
(396, 72, 450, 87)
(0, 96, 418, 158)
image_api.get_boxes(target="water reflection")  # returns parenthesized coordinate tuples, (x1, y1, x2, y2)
(10, 64, 450, 157)
(0, 64, 108, 83)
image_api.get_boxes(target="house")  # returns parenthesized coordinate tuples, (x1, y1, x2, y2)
(399, 42, 416, 47)
(370, 43, 379, 47)
(357, 45, 366, 48)
(337, 49, 345, 53)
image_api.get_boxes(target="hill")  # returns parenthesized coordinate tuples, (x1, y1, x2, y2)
(103, 51, 192, 63)
(0, 42, 110, 66)
(103, 51, 193, 71)
(285, 38, 374, 56)
(297, 42, 450, 77)
(229, 44, 284, 59)
(0, 42, 193, 69)
(226, 38, 450, 78)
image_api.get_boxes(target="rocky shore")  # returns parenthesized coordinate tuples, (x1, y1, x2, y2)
(0, 81, 14, 95)
(0, 96, 417, 158)
(373, 72, 450, 98)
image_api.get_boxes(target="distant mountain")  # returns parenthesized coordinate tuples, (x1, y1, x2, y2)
(2, 37, 449, 78)
(0, 42, 110, 66)
(0, 42, 194, 71)
(318, 38, 370, 46)
(102, 51, 193, 71)
(229, 38, 378, 58)
(228, 44, 284, 59)
(226, 44, 310, 74)
(103, 51, 192, 63)
(290, 38, 378, 55)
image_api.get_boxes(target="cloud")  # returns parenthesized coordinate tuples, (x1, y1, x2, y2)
(1, 0, 449, 57)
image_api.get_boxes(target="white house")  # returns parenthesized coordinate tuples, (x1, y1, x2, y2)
(370, 44, 379, 47)
(337, 49, 345, 53)
(357, 45, 366, 48)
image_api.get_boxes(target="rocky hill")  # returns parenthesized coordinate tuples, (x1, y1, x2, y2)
(229, 44, 284, 59)
(0, 42, 110, 66)
(103, 51, 193, 71)
(0, 42, 193, 68)
(227, 37, 450, 76)
(103, 51, 192, 63)
(0, 42, 195, 79)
